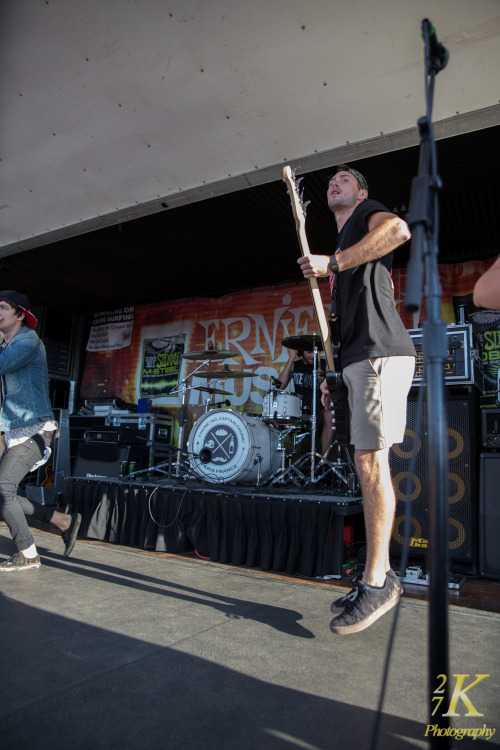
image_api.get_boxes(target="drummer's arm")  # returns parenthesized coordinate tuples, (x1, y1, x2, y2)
(278, 349, 297, 390)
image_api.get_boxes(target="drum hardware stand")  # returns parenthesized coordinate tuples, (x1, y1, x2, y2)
(266, 453, 309, 487)
(169, 355, 217, 478)
(119, 445, 194, 482)
(306, 441, 358, 491)
(278, 441, 357, 491)
(269, 343, 324, 486)
(253, 453, 264, 485)
(309, 342, 320, 481)
(265, 421, 358, 491)
(264, 425, 309, 486)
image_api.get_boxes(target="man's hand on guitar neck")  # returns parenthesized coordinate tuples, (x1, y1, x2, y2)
(297, 254, 331, 279)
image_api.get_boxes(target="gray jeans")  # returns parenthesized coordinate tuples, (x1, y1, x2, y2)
(0, 433, 53, 552)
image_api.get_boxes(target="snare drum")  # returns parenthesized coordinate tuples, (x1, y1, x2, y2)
(188, 409, 280, 484)
(262, 390, 301, 426)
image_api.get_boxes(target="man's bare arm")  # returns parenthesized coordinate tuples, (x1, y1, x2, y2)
(297, 213, 410, 278)
(473, 257, 500, 310)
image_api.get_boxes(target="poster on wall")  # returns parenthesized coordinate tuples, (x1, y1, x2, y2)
(140, 333, 186, 398)
(86, 307, 135, 352)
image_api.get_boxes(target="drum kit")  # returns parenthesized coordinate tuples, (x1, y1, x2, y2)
(129, 338, 358, 493)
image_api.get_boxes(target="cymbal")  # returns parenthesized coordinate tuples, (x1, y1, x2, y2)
(197, 370, 254, 379)
(194, 385, 227, 395)
(281, 334, 324, 351)
(181, 349, 235, 360)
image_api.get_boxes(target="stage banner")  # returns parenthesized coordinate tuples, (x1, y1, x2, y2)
(80, 261, 489, 441)
(80, 279, 333, 431)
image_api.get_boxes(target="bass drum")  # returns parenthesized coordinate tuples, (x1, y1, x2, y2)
(188, 409, 280, 484)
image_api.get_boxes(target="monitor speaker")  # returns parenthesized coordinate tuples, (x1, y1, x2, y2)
(479, 453, 500, 578)
(389, 392, 477, 566)
(74, 442, 130, 479)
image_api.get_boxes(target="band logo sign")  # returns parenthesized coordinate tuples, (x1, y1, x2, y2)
(140, 334, 186, 398)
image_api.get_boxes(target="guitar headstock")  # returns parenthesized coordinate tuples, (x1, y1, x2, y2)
(283, 166, 310, 227)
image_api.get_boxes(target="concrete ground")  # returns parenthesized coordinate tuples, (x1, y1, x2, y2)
(1, 524, 499, 750)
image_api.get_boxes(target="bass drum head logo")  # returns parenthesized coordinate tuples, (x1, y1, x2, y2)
(203, 424, 239, 465)
(189, 410, 250, 482)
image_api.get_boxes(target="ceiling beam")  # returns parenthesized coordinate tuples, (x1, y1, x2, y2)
(2, 104, 499, 259)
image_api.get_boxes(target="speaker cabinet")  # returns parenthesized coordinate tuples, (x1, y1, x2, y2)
(479, 453, 500, 578)
(389, 393, 477, 566)
(74, 442, 130, 479)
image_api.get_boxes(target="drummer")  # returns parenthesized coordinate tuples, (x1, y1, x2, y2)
(278, 348, 334, 456)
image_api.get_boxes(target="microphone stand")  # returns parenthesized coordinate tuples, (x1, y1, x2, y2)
(404, 20, 450, 747)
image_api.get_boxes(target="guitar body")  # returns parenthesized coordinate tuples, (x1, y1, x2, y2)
(325, 371, 349, 446)
(283, 166, 350, 446)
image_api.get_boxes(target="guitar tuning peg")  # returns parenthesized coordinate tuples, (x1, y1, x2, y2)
(295, 176, 303, 189)
(302, 200, 311, 213)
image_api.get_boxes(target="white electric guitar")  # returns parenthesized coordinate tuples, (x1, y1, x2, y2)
(283, 165, 349, 445)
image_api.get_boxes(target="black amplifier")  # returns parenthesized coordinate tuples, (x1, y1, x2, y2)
(84, 429, 120, 443)
(410, 324, 481, 387)
(481, 408, 500, 448)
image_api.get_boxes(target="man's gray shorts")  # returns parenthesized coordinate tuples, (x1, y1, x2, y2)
(342, 356, 415, 450)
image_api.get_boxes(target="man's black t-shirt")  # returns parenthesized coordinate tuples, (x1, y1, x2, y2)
(331, 198, 416, 369)
(292, 358, 325, 414)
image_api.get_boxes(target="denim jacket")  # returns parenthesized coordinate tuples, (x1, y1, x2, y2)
(0, 327, 53, 431)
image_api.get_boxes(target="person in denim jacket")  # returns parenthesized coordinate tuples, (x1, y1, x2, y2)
(0, 291, 81, 571)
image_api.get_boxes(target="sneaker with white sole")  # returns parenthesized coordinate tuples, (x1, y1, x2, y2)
(0, 551, 41, 571)
(329, 572, 402, 634)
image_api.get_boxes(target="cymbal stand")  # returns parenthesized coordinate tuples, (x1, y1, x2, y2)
(274, 343, 323, 485)
(169, 356, 214, 478)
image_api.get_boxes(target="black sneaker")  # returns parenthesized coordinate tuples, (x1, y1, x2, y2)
(61, 513, 82, 558)
(329, 573, 402, 634)
(0, 552, 41, 571)
(329, 569, 402, 613)
(330, 576, 362, 613)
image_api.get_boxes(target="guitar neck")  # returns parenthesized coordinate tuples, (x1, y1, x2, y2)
(308, 279, 335, 372)
(283, 166, 336, 372)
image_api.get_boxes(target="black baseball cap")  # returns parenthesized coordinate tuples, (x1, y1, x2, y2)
(0, 291, 38, 328)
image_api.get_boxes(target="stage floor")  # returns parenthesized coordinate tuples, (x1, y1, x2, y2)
(1, 524, 498, 750)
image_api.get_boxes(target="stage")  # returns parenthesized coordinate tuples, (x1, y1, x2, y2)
(64, 475, 363, 578)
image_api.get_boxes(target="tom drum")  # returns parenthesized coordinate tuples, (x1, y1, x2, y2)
(262, 390, 302, 426)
